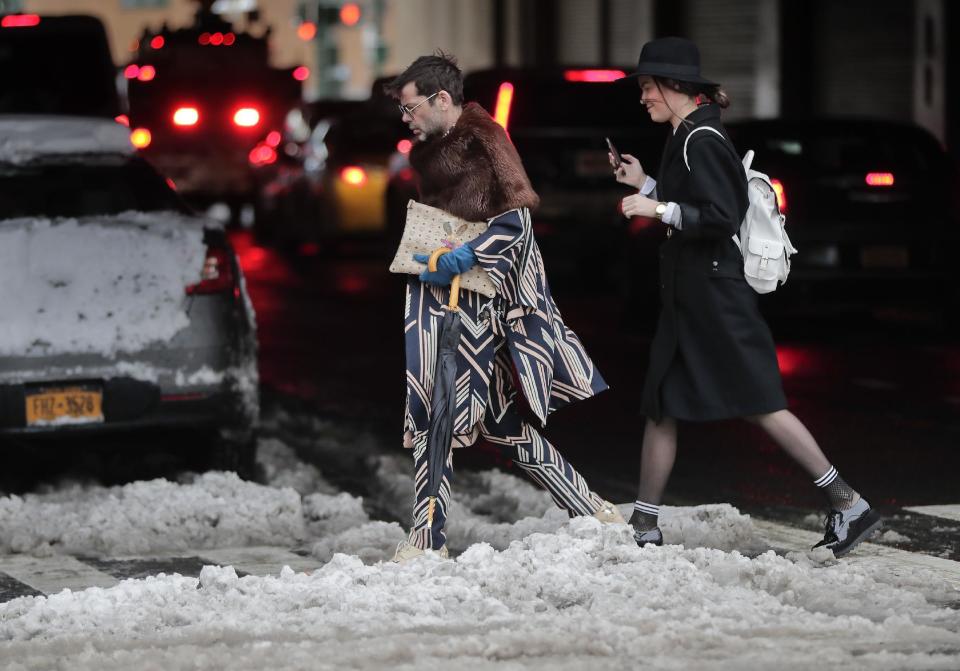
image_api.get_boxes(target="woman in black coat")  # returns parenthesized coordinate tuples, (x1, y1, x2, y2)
(613, 37, 880, 557)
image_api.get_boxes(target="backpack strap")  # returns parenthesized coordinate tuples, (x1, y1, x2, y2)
(682, 125, 725, 170)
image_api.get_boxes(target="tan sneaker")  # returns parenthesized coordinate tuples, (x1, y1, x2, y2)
(391, 540, 450, 563)
(593, 500, 626, 524)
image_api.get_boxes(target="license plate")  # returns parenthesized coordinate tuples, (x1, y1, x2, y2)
(860, 246, 909, 269)
(25, 386, 104, 426)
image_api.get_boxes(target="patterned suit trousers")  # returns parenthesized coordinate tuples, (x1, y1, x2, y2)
(409, 347, 604, 550)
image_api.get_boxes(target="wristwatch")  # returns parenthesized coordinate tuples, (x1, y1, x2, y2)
(654, 202, 668, 220)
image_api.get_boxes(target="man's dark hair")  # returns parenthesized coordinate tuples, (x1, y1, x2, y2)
(384, 51, 464, 106)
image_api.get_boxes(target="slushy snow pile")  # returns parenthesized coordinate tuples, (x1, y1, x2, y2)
(0, 212, 206, 357)
(1, 436, 958, 670)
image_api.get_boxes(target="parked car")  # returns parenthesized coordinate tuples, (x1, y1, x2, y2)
(386, 66, 668, 288)
(0, 13, 120, 118)
(0, 116, 259, 475)
(618, 117, 958, 331)
(251, 78, 408, 254)
(726, 118, 957, 326)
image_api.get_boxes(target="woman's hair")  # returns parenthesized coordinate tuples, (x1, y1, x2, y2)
(655, 77, 730, 109)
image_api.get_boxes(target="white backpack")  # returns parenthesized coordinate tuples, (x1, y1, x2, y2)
(683, 126, 797, 294)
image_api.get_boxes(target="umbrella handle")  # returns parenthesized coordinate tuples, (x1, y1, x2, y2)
(428, 247, 461, 310)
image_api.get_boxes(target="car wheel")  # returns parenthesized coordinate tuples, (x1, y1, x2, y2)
(210, 428, 259, 481)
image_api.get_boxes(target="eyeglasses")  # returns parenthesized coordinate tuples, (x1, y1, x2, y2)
(398, 91, 439, 117)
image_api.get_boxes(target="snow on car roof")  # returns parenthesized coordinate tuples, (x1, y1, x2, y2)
(0, 115, 133, 164)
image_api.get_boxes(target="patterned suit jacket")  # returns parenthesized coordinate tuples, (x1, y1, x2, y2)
(404, 208, 607, 447)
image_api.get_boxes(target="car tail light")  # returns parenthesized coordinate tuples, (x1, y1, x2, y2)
(494, 82, 514, 131)
(115, 114, 130, 127)
(198, 32, 211, 45)
(137, 65, 156, 82)
(341, 166, 367, 186)
(771, 178, 787, 213)
(265, 131, 282, 147)
(865, 172, 895, 187)
(124, 64, 140, 79)
(150, 35, 165, 49)
(233, 107, 261, 127)
(223, 32, 236, 46)
(2, 14, 41, 28)
(248, 143, 277, 166)
(186, 247, 234, 295)
(130, 128, 152, 149)
(173, 106, 199, 127)
(563, 69, 626, 82)
(293, 66, 310, 81)
(210, 32, 224, 46)
(165, 177, 177, 191)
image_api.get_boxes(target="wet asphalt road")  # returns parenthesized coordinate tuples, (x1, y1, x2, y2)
(233, 232, 960, 520)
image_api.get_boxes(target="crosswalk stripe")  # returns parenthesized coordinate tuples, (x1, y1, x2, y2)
(196, 546, 318, 576)
(0, 555, 118, 596)
(903, 504, 960, 523)
(753, 519, 960, 589)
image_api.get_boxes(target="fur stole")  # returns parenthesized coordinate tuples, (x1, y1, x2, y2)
(408, 103, 539, 221)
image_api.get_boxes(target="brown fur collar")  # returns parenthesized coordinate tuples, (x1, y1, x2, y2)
(408, 102, 539, 221)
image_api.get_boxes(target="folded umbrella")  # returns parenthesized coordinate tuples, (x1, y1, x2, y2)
(424, 246, 462, 530)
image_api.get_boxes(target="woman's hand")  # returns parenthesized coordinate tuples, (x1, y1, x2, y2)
(621, 193, 659, 219)
(612, 153, 647, 189)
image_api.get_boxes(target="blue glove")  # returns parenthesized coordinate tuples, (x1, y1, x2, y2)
(413, 245, 478, 286)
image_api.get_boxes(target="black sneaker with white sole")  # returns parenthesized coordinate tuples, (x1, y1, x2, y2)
(633, 527, 664, 547)
(813, 497, 882, 557)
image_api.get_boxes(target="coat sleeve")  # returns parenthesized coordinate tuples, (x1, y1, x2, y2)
(676, 135, 748, 240)
(464, 209, 529, 295)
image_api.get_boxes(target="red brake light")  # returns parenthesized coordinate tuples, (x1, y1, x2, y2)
(115, 114, 130, 127)
(173, 107, 199, 127)
(563, 69, 626, 83)
(2, 14, 41, 28)
(865, 172, 895, 187)
(124, 64, 140, 79)
(293, 66, 310, 81)
(165, 177, 177, 191)
(130, 128, 152, 149)
(233, 107, 261, 127)
(265, 131, 282, 147)
(223, 32, 236, 46)
(341, 166, 367, 186)
(198, 32, 211, 46)
(150, 35, 164, 49)
(186, 248, 235, 295)
(771, 178, 787, 213)
(340, 3, 361, 26)
(210, 32, 224, 46)
(297, 22, 317, 41)
(494, 82, 514, 131)
(248, 144, 277, 166)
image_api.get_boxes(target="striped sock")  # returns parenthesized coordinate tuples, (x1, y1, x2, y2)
(630, 500, 660, 531)
(814, 466, 860, 511)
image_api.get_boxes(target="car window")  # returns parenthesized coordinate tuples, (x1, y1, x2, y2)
(0, 16, 119, 117)
(464, 75, 644, 129)
(0, 158, 186, 219)
(729, 129, 940, 173)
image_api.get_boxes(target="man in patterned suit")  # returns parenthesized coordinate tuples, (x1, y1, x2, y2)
(386, 53, 624, 562)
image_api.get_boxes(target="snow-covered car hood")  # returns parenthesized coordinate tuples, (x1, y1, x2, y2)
(0, 211, 212, 358)
(0, 115, 133, 165)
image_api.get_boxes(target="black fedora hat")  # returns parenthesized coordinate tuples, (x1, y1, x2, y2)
(624, 37, 717, 86)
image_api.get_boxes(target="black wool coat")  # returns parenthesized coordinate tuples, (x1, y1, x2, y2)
(640, 104, 787, 422)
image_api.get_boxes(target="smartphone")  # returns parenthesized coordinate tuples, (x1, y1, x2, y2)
(605, 137, 622, 169)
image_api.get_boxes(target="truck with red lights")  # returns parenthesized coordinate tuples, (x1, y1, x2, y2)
(123, 0, 302, 222)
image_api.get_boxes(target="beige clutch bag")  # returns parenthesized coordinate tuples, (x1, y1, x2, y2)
(388, 200, 498, 298)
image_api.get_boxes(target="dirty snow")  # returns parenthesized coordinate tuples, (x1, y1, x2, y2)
(0, 116, 133, 165)
(0, 212, 206, 357)
(0, 430, 958, 669)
